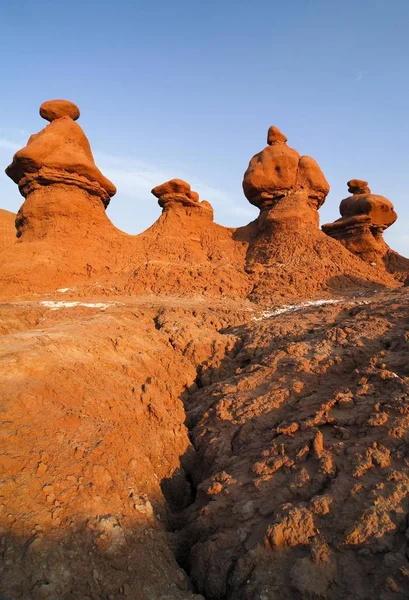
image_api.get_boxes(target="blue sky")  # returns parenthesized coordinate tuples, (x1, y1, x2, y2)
(1, 0, 408, 254)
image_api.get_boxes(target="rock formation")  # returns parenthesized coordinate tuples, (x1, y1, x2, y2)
(322, 180, 409, 280)
(242, 125, 330, 231)
(152, 179, 214, 220)
(2, 99, 409, 600)
(239, 127, 397, 299)
(322, 179, 397, 261)
(5, 99, 116, 241)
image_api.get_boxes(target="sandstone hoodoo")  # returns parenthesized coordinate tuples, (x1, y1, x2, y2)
(242, 125, 330, 230)
(239, 127, 395, 299)
(39, 99, 81, 122)
(151, 178, 214, 220)
(5, 99, 116, 241)
(322, 179, 397, 262)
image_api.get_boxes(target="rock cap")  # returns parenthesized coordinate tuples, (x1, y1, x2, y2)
(243, 126, 329, 211)
(40, 99, 80, 122)
(267, 126, 288, 145)
(347, 179, 370, 194)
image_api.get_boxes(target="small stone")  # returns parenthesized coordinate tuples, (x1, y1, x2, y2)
(347, 179, 370, 194)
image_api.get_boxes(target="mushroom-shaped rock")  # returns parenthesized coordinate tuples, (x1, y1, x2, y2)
(242, 126, 329, 231)
(5, 100, 116, 241)
(151, 179, 213, 220)
(243, 126, 329, 211)
(322, 180, 397, 262)
(6, 100, 116, 206)
(339, 183, 397, 231)
(347, 179, 371, 195)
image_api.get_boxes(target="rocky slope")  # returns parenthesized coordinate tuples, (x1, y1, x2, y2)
(176, 290, 409, 599)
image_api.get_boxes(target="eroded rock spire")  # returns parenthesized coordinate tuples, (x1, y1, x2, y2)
(242, 125, 329, 230)
(151, 179, 214, 220)
(322, 179, 397, 262)
(6, 99, 116, 240)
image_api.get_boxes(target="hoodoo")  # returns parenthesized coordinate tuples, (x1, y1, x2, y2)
(151, 179, 214, 220)
(322, 180, 409, 279)
(5, 99, 116, 241)
(2, 98, 409, 600)
(322, 179, 397, 262)
(242, 125, 330, 231)
(239, 126, 395, 298)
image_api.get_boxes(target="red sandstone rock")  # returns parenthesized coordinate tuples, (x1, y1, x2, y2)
(237, 126, 397, 298)
(267, 125, 288, 145)
(322, 180, 398, 263)
(242, 125, 329, 212)
(0, 209, 16, 251)
(347, 179, 370, 194)
(151, 179, 214, 220)
(6, 109, 116, 202)
(39, 99, 80, 122)
(5, 100, 116, 241)
(2, 99, 409, 600)
(176, 292, 409, 599)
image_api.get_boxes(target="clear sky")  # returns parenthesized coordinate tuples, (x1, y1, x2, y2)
(1, 0, 408, 254)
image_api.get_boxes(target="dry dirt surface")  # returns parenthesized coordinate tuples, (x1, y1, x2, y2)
(0, 295, 247, 600)
(1, 289, 409, 599)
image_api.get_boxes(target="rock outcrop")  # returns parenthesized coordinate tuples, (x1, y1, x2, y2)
(1, 111, 400, 301)
(322, 180, 409, 280)
(322, 180, 397, 261)
(2, 99, 409, 600)
(6, 99, 116, 241)
(152, 179, 214, 220)
(239, 128, 396, 299)
(174, 291, 409, 599)
(242, 125, 329, 230)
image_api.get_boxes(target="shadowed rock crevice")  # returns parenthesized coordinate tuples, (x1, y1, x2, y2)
(163, 292, 409, 599)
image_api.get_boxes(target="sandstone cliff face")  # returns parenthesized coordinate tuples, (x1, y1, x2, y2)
(1, 99, 409, 600)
